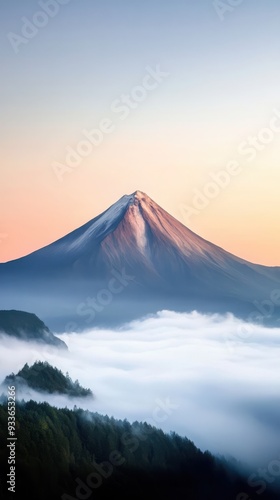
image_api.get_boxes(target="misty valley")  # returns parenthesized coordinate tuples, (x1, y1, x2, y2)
(1, 193, 280, 499)
(1, 307, 280, 499)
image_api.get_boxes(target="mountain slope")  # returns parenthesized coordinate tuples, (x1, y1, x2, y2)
(0, 191, 279, 330)
(1, 401, 279, 500)
(4, 361, 92, 397)
(0, 310, 67, 348)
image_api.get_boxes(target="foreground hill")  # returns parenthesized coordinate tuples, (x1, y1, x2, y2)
(4, 361, 93, 397)
(0, 192, 280, 330)
(0, 310, 67, 348)
(1, 401, 279, 500)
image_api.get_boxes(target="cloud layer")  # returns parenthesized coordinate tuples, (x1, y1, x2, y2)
(1, 310, 280, 468)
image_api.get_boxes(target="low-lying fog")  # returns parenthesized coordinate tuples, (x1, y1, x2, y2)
(1, 310, 280, 467)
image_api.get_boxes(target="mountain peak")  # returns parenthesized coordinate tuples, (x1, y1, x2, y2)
(130, 190, 150, 203)
(1, 191, 280, 330)
(132, 190, 146, 197)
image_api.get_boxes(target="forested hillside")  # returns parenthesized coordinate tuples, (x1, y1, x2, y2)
(0, 310, 67, 348)
(0, 401, 278, 500)
(4, 361, 93, 397)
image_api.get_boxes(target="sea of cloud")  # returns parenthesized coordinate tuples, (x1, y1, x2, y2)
(1, 310, 280, 468)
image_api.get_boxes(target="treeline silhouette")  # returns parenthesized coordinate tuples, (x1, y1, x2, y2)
(5, 361, 93, 397)
(0, 401, 278, 500)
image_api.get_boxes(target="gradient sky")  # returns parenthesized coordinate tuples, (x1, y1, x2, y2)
(1, 0, 280, 265)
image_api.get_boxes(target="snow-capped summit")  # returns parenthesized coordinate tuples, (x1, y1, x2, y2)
(131, 190, 146, 199)
(0, 191, 280, 330)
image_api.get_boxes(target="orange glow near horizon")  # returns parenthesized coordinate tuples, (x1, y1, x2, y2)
(1, 140, 280, 267)
(2, 1, 280, 267)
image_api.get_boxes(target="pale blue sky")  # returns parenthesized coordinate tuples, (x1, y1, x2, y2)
(1, 0, 280, 265)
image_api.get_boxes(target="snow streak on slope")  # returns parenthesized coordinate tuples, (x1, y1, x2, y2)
(0, 190, 280, 329)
